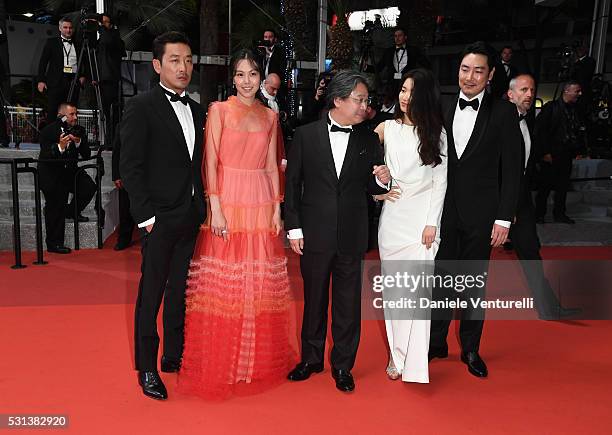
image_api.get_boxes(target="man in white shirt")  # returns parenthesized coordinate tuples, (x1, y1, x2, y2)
(285, 70, 390, 392)
(120, 32, 206, 401)
(37, 17, 87, 121)
(507, 74, 581, 320)
(429, 41, 523, 378)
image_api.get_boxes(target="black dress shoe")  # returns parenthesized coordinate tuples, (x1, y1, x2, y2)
(461, 352, 488, 378)
(113, 241, 133, 251)
(287, 362, 323, 381)
(553, 215, 575, 224)
(428, 347, 448, 362)
(47, 245, 71, 254)
(539, 307, 582, 320)
(332, 368, 355, 392)
(138, 371, 167, 400)
(160, 356, 181, 373)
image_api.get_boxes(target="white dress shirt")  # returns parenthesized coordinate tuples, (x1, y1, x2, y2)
(288, 114, 388, 240)
(138, 83, 195, 228)
(453, 89, 510, 229)
(62, 39, 78, 70)
(393, 46, 408, 79)
(453, 90, 484, 159)
(518, 111, 531, 170)
(502, 61, 511, 77)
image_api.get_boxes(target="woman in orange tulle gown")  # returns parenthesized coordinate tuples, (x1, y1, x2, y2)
(178, 49, 296, 399)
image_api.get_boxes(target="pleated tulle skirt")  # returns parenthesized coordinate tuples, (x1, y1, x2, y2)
(178, 169, 296, 399)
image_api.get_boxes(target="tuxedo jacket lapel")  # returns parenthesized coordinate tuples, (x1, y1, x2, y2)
(338, 131, 358, 183)
(460, 93, 492, 161)
(445, 96, 459, 161)
(316, 118, 338, 182)
(151, 86, 191, 161)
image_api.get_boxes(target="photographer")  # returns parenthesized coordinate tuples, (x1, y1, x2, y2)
(302, 72, 333, 123)
(93, 14, 126, 140)
(535, 81, 586, 224)
(38, 102, 96, 254)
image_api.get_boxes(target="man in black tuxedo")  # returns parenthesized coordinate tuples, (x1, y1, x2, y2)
(38, 102, 95, 254)
(258, 29, 286, 82)
(120, 32, 206, 400)
(110, 126, 134, 251)
(491, 45, 518, 99)
(93, 14, 126, 141)
(285, 70, 391, 392)
(377, 27, 430, 92)
(429, 41, 522, 378)
(37, 17, 87, 121)
(506, 74, 581, 321)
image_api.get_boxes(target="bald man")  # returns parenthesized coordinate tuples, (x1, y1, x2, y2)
(507, 74, 580, 320)
(259, 73, 282, 113)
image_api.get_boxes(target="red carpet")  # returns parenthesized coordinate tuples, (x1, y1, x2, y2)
(1, 240, 610, 434)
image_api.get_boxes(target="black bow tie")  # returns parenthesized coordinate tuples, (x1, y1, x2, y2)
(163, 89, 189, 105)
(62, 38, 72, 44)
(330, 124, 352, 134)
(395, 47, 405, 52)
(519, 113, 527, 122)
(459, 98, 479, 111)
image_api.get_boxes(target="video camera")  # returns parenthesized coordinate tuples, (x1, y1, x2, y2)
(79, 6, 102, 42)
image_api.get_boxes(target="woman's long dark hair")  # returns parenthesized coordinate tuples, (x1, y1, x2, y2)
(393, 69, 444, 167)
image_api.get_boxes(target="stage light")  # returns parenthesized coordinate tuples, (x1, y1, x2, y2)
(22, 13, 34, 18)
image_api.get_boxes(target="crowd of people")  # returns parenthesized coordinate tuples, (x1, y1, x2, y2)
(32, 24, 590, 401)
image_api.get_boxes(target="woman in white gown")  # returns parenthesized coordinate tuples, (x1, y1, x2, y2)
(374, 69, 447, 383)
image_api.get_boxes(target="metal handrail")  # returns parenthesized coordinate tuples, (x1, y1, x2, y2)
(1, 153, 104, 268)
(0, 157, 46, 269)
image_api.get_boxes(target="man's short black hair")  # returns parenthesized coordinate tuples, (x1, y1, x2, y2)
(152, 31, 191, 62)
(263, 28, 277, 38)
(460, 41, 495, 71)
(394, 27, 406, 35)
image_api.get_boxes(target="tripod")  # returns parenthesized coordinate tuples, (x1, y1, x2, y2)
(67, 36, 106, 147)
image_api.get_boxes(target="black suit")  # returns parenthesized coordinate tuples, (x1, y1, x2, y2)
(510, 115, 564, 318)
(95, 27, 126, 140)
(120, 85, 206, 371)
(490, 61, 519, 99)
(111, 126, 135, 246)
(534, 99, 584, 220)
(37, 37, 87, 120)
(285, 118, 388, 370)
(430, 93, 522, 353)
(377, 45, 430, 90)
(260, 45, 286, 80)
(38, 119, 95, 248)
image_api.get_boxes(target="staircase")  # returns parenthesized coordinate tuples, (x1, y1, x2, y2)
(536, 159, 612, 246)
(0, 148, 119, 251)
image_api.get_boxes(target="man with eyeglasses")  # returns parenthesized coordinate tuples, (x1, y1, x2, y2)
(285, 70, 391, 393)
